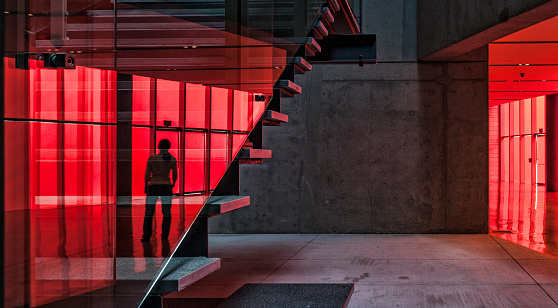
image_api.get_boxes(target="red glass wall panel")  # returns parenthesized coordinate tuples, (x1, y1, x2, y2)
(500, 103, 509, 137)
(520, 99, 532, 135)
(534, 96, 546, 133)
(211, 87, 230, 130)
(184, 132, 206, 193)
(536, 135, 546, 184)
(32, 122, 62, 209)
(522, 136, 532, 185)
(210, 133, 228, 190)
(64, 124, 109, 206)
(511, 101, 520, 136)
(156, 80, 182, 127)
(4, 121, 31, 211)
(512, 137, 520, 182)
(185, 83, 208, 129)
(31, 62, 62, 121)
(501, 137, 510, 181)
(133, 75, 154, 125)
(132, 127, 152, 198)
(233, 90, 252, 132)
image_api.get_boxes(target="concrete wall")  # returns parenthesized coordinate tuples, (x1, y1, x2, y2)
(209, 0, 489, 233)
(418, 0, 558, 60)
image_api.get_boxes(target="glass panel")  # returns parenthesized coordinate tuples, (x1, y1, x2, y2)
(233, 90, 251, 131)
(536, 135, 546, 185)
(500, 103, 509, 137)
(501, 137, 510, 181)
(64, 124, 107, 207)
(512, 137, 520, 182)
(33, 122, 62, 209)
(211, 87, 230, 130)
(210, 133, 228, 190)
(185, 83, 208, 129)
(132, 127, 152, 198)
(133, 75, 154, 126)
(534, 96, 546, 134)
(32, 62, 62, 121)
(64, 67, 115, 123)
(184, 132, 206, 193)
(520, 99, 531, 135)
(156, 80, 182, 127)
(512, 100, 519, 136)
(523, 136, 532, 185)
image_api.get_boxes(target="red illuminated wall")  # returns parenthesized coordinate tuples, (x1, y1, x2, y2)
(129, 75, 267, 198)
(497, 96, 546, 184)
(4, 57, 268, 210)
(4, 58, 117, 211)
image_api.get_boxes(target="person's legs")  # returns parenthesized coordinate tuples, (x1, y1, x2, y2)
(160, 186, 173, 239)
(142, 193, 158, 241)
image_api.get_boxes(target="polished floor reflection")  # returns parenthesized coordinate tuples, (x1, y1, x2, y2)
(489, 181, 558, 257)
(4, 195, 206, 307)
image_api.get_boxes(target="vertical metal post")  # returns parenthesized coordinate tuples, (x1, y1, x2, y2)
(1, 0, 5, 304)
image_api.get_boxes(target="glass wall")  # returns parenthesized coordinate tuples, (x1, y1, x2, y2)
(2, 0, 343, 306)
(499, 96, 546, 185)
(4, 59, 266, 306)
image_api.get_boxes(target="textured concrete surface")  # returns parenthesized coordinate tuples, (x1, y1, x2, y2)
(418, 0, 558, 60)
(209, 1, 488, 234)
(165, 234, 558, 307)
(210, 50, 488, 233)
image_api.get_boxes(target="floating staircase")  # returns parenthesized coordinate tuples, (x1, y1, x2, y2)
(144, 1, 364, 306)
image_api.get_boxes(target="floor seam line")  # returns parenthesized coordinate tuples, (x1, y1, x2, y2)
(491, 235, 558, 306)
(258, 234, 319, 283)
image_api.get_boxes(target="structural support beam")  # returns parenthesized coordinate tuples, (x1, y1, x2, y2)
(547, 94, 558, 191)
(116, 73, 133, 206)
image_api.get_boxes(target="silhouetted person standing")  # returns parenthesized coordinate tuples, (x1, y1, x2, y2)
(142, 139, 177, 241)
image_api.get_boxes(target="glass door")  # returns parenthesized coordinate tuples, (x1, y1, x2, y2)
(536, 135, 546, 185)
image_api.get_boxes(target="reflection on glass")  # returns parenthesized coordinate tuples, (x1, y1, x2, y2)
(3, 0, 341, 305)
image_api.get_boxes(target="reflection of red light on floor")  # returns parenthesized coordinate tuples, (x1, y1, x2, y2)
(489, 181, 558, 257)
(4, 195, 206, 307)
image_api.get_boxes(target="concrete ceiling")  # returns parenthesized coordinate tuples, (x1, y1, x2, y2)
(489, 15, 558, 106)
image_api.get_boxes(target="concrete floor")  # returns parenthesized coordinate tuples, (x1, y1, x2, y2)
(166, 234, 558, 307)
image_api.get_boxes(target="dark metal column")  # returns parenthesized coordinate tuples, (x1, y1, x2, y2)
(116, 73, 133, 205)
(1, 0, 5, 303)
(546, 94, 558, 191)
(116, 73, 134, 258)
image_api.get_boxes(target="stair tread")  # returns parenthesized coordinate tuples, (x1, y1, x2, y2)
(263, 110, 289, 123)
(203, 196, 250, 216)
(239, 148, 272, 159)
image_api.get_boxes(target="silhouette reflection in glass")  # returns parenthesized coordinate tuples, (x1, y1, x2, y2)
(142, 139, 177, 242)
